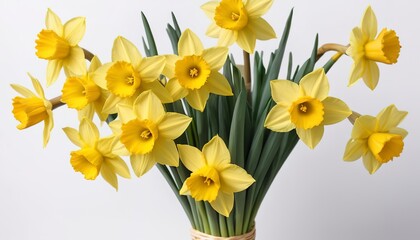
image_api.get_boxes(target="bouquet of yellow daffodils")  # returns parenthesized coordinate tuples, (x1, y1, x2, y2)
(11, 0, 407, 238)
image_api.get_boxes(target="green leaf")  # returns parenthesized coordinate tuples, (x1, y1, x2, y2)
(141, 12, 158, 56)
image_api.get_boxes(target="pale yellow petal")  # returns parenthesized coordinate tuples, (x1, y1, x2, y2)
(322, 97, 351, 125)
(162, 54, 180, 78)
(106, 156, 131, 179)
(351, 115, 377, 139)
(88, 56, 102, 72)
(217, 29, 237, 47)
(362, 61, 379, 90)
(348, 59, 365, 87)
(237, 27, 256, 53)
(362, 151, 382, 174)
(96, 136, 115, 155)
(117, 103, 136, 124)
(178, 144, 206, 172)
(246, 0, 273, 17)
(46, 59, 63, 86)
(296, 125, 324, 149)
(63, 47, 85, 76)
(264, 104, 295, 132)
(185, 88, 210, 112)
(100, 161, 118, 190)
(201, 1, 218, 19)
(376, 105, 408, 132)
(138, 55, 165, 83)
(79, 118, 99, 147)
(206, 23, 220, 38)
(210, 191, 234, 217)
(130, 154, 155, 177)
(219, 165, 255, 193)
(63, 127, 83, 147)
(388, 127, 408, 138)
(178, 29, 204, 57)
(343, 139, 367, 161)
(203, 136, 231, 168)
(179, 181, 190, 195)
(141, 80, 173, 104)
(78, 105, 94, 121)
(90, 62, 112, 89)
(166, 79, 189, 101)
(248, 17, 276, 40)
(63, 17, 86, 45)
(134, 90, 165, 122)
(102, 94, 123, 115)
(112, 36, 142, 65)
(43, 111, 54, 147)
(206, 71, 233, 96)
(270, 80, 299, 104)
(202, 47, 228, 71)
(361, 6, 378, 40)
(28, 74, 45, 98)
(158, 113, 191, 139)
(10, 84, 36, 98)
(151, 138, 179, 167)
(46, 9, 63, 35)
(299, 68, 329, 100)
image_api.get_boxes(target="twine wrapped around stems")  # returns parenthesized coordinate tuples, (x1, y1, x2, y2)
(191, 227, 256, 240)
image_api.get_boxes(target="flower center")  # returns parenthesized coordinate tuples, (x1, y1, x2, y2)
(106, 61, 141, 98)
(121, 119, 158, 155)
(12, 96, 49, 130)
(368, 132, 404, 163)
(364, 28, 401, 64)
(175, 55, 211, 90)
(186, 166, 221, 202)
(289, 97, 324, 129)
(70, 147, 103, 180)
(35, 29, 71, 60)
(61, 74, 101, 110)
(214, 0, 248, 31)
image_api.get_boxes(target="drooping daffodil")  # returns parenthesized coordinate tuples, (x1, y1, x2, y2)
(35, 9, 86, 86)
(264, 68, 352, 149)
(347, 6, 401, 90)
(201, 0, 276, 53)
(11, 74, 53, 147)
(178, 135, 255, 217)
(164, 29, 233, 112)
(63, 118, 131, 190)
(343, 105, 407, 174)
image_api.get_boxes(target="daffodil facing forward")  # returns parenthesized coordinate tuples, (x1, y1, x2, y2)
(347, 6, 401, 90)
(201, 0, 276, 53)
(61, 56, 108, 121)
(178, 135, 255, 217)
(92, 36, 172, 114)
(11, 74, 53, 147)
(343, 105, 408, 174)
(63, 118, 131, 190)
(116, 91, 192, 177)
(35, 9, 86, 86)
(264, 68, 352, 149)
(164, 29, 233, 111)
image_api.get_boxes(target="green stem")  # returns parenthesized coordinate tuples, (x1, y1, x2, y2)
(197, 201, 211, 233)
(219, 215, 228, 237)
(243, 50, 252, 102)
(323, 52, 344, 73)
(205, 203, 220, 236)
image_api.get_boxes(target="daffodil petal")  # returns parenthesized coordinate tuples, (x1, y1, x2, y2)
(46, 9, 63, 35)
(210, 191, 234, 217)
(163, 54, 179, 78)
(206, 71, 233, 96)
(46, 59, 63, 86)
(296, 125, 324, 149)
(178, 144, 207, 172)
(246, 0, 273, 17)
(78, 105, 94, 121)
(158, 113, 191, 139)
(270, 80, 299, 104)
(117, 103, 136, 124)
(100, 161, 118, 190)
(237, 27, 256, 53)
(130, 154, 155, 177)
(141, 80, 173, 104)
(343, 139, 367, 161)
(201, 1, 218, 19)
(112, 36, 142, 65)
(10, 84, 36, 98)
(218, 29, 237, 47)
(206, 23, 220, 38)
(79, 118, 99, 146)
(388, 127, 408, 138)
(264, 104, 295, 132)
(151, 138, 179, 167)
(178, 29, 204, 57)
(179, 181, 191, 195)
(248, 17, 276, 40)
(63, 17, 86, 46)
(362, 60, 379, 90)
(203, 136, 231, 168)
(322, 97, 351, 125)
(299, 68, 329, 100)
(362, 151, 381, 174)
(185, 88, 209, 112)
(219, 165, 255, 193)
(348, 59, 365, 87)
(43, 112, 53, 148)
(361, 6, 377, 40)
(138, 56, 165, 83)
(63, 47, 86, 76)
(202, 47, 228, 71)
(352, 115, 377, 139)
(63, 127, 83, 147)
(134, 90, 165, 122)
(376, 105, 408, 131)
(167, 79, 189, 101)
(90, 62, 112, 89)
(106, 156, 131, 179)
(102, 94, 123, 115)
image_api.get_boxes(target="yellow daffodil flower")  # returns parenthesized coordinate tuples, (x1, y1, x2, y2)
(164, 29, 233, 112)
(35, 9, 86, 86)
(347, 6, 401, 90)
(178, 135, 255, 217)
(115, 90, 192, 177)
(63, 118, 131, 190)
(264, 68, 352, 149)
(92, 36, 172, 114)
(201, 0, 276, 53)
(61, 56, 109, 121)
(343, 105, 407, 174)
(11, 74, 53, 147)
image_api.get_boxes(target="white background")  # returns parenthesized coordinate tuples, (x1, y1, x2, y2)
(1, 0, 419, 239)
